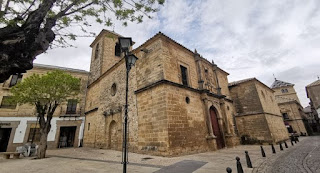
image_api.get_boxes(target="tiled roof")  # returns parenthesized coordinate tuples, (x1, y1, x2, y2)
(306, 79, 320, 87)
(228, 78, 255, 87)
(270, 79, 294, 89)
(275, 96, 296, 104)
(34, 63, 89, 74)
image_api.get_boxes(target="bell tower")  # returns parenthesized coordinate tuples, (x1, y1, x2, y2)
(88, 30, 125, 84)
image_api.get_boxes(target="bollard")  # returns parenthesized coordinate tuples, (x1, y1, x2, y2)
(245, 151, 253, 168)
(236, 157, 244, 173)
(260, 146, 266, 157)
(271, 144, 276, 154)
(226, 167, 232, 173)
(284, 141, 288, 148)
(280, 143, 283, 151)
(291, 140, 294, 146)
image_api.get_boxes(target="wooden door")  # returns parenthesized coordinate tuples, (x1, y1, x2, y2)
(0, 128, 12, 152)
(210, 107, 225, 149)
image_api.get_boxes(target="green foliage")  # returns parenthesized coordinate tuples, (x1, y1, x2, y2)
(0, 0, 165, 47)
(9, 70, 80, 106)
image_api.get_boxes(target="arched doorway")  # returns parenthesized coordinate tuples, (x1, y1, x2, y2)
(210, 106, 225, 149)
(109, 120, 118, 149)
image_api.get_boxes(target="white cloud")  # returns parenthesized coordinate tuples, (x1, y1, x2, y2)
(34, 0, 320, 107)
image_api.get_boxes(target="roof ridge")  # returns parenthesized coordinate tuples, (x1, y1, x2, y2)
(271, 79, 294, 88)
(306, 79, 320, 87)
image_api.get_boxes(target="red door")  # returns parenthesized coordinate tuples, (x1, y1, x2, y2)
(210, 107, 225, 149)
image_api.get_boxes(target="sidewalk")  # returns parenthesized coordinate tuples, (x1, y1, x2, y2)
(0, 137, 307, 173)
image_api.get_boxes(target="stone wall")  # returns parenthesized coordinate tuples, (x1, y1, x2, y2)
(229, 81, 263, 115)
(273, 86, 301, 104)
(255, 82, 281, 115)
(265, 114, 289, 142)
(235, 114, 272, 143)
(166, 85, 211, 155)
(136, 84, 168, 155)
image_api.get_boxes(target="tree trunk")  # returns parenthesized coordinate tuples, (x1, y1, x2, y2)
(37, 129, 48, 159)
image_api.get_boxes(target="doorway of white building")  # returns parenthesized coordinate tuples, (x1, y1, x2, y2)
(58, 126, 76, 148)
(0, 128, 12, 152)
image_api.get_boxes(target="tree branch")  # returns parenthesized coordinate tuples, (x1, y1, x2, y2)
(21, 0, 37, 19)
(62, 1, 95, 17)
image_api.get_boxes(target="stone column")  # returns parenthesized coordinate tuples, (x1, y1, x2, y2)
(202, 95, 214, 138)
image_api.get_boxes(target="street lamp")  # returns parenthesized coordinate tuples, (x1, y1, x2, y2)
(118, 37, 138, 173)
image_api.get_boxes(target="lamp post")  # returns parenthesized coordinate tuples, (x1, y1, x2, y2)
(118, 37, 138, 173)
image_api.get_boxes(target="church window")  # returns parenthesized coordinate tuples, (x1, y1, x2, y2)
(282, 113, 289, 120)
(115, 43, 121, 57)
(281, 88, 288, 93)
(185, 97, 190, 104)
(95, 43, 100, 59)
(180, 65, 188, 86)
(111, 83, 117, 96)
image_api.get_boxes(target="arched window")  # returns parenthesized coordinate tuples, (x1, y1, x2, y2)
(115, 43, 121, 56)
(95, 43, 100, 59)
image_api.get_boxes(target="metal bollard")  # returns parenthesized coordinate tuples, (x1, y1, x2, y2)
(260, 146, 266, 157)
(245, 151, 253, 168)
(271, 144, 276, 154)
(226, 167, 232, 173)
(284, 141, 288, 148)
(236, 157, 244, 173)
(291, 140, 294, 146)
(280, 143, 283, 151)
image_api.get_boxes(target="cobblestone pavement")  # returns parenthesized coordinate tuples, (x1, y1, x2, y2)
(0, 137, 313, 173)
(255, 136, 320, 173)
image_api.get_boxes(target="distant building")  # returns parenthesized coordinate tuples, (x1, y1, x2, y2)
(0, 64, 89, 152)
(306, 79, 320, 116)
(229, 78, 288, 144)
(303, 105, 319, 133)
(271, 79, 308, 135)
(83, 30, 239, 156)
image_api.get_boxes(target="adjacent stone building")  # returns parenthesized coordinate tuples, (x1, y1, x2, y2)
(306, 79, 320, 116)
(271, 79, 308, 135)
(83, 30, 239, 156)
(0, 64, 88, 152)
(306, 78, 320, 132)
(228, 78, 289, 144)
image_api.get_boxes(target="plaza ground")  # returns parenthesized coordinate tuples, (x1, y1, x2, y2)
(1, 136, 318, 173)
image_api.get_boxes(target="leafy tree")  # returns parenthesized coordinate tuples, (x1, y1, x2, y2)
(0, 0, 165, 82)
(10, 70, 80, 158)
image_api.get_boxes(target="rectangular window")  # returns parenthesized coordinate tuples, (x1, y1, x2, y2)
(115, 43, 121, 57)
(0, 96, 16, 109)
(282, 113, 289, 120)
(66, 99, 77, 114)
(28, 128, 41, 142)
(9, 73, 23, 87)
(180, 65, 188, 86)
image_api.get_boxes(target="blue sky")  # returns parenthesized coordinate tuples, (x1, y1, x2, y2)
(35, 0, 320, 107)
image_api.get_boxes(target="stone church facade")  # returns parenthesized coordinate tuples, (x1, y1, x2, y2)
(83, 30, 239, 156)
